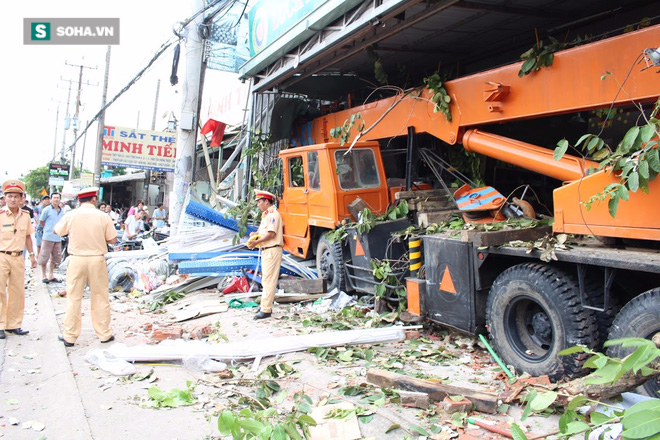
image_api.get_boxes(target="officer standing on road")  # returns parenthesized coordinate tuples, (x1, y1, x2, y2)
(54, 187, 117, 347)
(0, 179, 37, 339)
(247, 190, 283, 320)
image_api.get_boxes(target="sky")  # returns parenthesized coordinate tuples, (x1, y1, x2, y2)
(0, 0, 200, 180)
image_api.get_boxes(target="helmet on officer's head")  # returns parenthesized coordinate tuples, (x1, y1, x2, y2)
(2, 179, 26, 195)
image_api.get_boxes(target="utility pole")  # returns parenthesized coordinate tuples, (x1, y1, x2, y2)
(60, 79, 73, 163)
(95, 46, 111, 188)
(53, 105, 59, 160)
(66, 61, 97, 182)
(171, 0, 205, 235)
(144, 79, 161, 205)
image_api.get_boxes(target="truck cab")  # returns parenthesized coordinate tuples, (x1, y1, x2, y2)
(278, 141, 389, 259)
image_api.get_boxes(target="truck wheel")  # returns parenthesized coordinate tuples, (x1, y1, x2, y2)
(607, 288, 660, 397)
(486, 263, 598, 381)
(316, 236, 346, 292)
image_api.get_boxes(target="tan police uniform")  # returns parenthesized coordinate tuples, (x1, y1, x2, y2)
(0, 180, 35, 332)
(256, 204, 284, 313)
(54, 188, 117, 343)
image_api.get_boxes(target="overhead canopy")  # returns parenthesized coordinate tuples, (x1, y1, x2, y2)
(100, 171, 146, 184)
(239, 0, 657, 98)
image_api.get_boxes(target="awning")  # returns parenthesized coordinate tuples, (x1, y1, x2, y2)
(101, 171, 146, 184)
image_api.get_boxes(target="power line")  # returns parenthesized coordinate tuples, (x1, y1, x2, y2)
(61, 0, 240, 159)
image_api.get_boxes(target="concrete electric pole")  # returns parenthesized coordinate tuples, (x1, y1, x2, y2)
(170, 0, 205, 235)
(95, 46, 111, 188)
(65, 61, 97, 181)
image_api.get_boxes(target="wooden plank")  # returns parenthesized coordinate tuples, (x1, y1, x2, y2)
(273, 293, 325, 303)
(412, 200, 454, 211)
(366, 368, 498, 413)
(279, 278, 326, 294)
(467, 226, 552, 247)
(395, 189, 449, 200)
(416, 209, 457, 227)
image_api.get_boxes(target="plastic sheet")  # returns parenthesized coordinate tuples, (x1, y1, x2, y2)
(107, 326, 407, 363)
(85, 349, 136, 376)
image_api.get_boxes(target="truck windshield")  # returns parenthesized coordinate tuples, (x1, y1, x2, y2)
(334, 149, 380, 190)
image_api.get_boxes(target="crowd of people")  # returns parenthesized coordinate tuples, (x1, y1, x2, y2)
(0, 180, 169, 343)
(0, 178, 284, 347)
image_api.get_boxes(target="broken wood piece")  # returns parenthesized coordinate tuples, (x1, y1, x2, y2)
(395, 189, 449, 200)
(398, 390, 430, 409)
(460, 226, 552, 247)
(279, 278, 326, 294)
(347, 197, 368, 222)
(416, 209, 457, 227)
(273, 293, 325, 303)
(309, 402, 361, 440)
(366, 368, 499, 413)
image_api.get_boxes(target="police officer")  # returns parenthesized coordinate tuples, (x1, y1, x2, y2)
(247, 190, 284, 320)
(0, 179, 37, 339)
(54, 187, 117, 346)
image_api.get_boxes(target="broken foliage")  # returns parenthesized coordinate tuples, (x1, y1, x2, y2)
(218, 392, 317, 440)
(525, 233, 570, 262)
(511, 338, 660, 440)
(143, 381, 197, 408)
(150, 290, 186, 311)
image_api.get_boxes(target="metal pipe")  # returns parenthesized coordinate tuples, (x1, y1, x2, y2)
(478, 333, 514, 378)
(463, 129, 597, 182)
(405, 126, 415, 191)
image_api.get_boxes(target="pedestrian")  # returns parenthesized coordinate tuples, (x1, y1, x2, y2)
(104, 204, 119, 225)
(38, 192, 65, 284)
(247, 190, 283, 320)
(0, 179, 37, 339)
(152, 203, 167, 228)
(98, 202, 107, 211)
(122, 209, 145, 241)
(127, 200, 144, 217)
(33, 195, 50, 255)
(53, 187, 117, 347)
(20, 194, 34, 220)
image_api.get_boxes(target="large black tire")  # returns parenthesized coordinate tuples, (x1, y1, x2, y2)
(486, 263, 598, 381)
(316, 236, 346, 292)
(607, 288, 660, 397)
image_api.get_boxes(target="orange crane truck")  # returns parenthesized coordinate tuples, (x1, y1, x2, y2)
(276, 24, 660, 393)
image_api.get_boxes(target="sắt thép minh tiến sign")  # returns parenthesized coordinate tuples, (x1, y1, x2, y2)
(102, 126, 176, 172)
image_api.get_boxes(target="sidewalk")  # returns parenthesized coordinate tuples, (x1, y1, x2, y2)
(0, 275, 92, 439)
(0, 270, 217, 439)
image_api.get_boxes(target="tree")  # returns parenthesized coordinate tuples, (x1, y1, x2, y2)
(23, 166, 49, 199)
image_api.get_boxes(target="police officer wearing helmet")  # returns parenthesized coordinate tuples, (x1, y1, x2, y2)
(247, 189, 284, 320)
(54, 187, 117, 346)
(0, 179, 37, 339)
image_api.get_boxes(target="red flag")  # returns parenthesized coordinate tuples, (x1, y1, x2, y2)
(200, 118, 226, 147)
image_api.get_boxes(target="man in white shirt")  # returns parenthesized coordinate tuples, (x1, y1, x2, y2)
(105, 204, 119, 224)
(122, 210, 145, 241)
